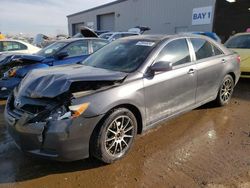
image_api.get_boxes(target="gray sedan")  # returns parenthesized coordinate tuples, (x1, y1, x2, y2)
(5, 34, 240, 163)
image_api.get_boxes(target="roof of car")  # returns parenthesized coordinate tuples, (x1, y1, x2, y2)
(105, 32, 140, 35)
(233, 32, 250, 36)
(119, 34, 208, 41)
(0, 39, 29, 43)
(0, 39, 39, 47)
(55, 38, 108, 43)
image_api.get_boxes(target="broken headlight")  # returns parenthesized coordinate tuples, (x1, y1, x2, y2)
(69, 103, 89, 118)
(47, 103, 90, 121)
(4, 66, 22, 78)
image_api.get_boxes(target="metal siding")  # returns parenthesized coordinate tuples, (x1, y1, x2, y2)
(68, 0, 216, 36)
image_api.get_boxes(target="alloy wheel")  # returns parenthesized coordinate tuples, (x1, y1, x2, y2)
(105, 115, 135, 158)
(220, 78, 233, 103)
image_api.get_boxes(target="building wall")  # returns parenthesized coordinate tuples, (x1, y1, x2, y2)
(67, 0, 216, 36)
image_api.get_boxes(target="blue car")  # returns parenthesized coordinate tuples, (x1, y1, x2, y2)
(0, 38, 108, 98)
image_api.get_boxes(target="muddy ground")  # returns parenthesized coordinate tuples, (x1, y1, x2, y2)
(0, 79, 250, 188)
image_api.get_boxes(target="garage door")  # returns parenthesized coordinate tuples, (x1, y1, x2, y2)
(98, 13, 115, 31)
(72, 23, 85, 35)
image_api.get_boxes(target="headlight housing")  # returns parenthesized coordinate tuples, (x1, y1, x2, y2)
(8, 68, 17, 77)
(69, 103, 90, 118)
(5, 66, 22, 78)
(47, 102, 90, 121)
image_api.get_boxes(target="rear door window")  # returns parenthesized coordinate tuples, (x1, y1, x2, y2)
(191, 38, 222, 60)
(213, 45, 223, 56)
(156, 38, 191, 67)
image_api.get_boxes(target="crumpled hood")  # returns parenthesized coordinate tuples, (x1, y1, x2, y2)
(10, 54, 45, 62)
(17, 64, 128, 98)
(0, 54, 13, 65)
(0, 54, 45, 67)
(0, 53, 14, 62)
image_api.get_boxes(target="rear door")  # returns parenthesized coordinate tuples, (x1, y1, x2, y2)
(143, 38, 197, 125)
(189, 38, 225, 103)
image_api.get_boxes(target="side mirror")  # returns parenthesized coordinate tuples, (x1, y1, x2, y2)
(150, 61, 172, 72)
(56, 51, 69, 60)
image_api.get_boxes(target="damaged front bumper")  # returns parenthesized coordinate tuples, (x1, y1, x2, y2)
(4, 96, 104, 161)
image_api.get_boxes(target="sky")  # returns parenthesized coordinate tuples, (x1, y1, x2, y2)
(0, 0, 116, 36)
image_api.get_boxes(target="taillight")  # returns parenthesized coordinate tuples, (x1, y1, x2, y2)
(237, 55, 241, 64)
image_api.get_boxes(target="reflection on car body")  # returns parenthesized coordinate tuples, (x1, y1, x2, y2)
(5, 34, 240, 163)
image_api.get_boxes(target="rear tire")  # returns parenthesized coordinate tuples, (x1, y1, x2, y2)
(215, 75, 234, 106)
(90, 108, 137, 164)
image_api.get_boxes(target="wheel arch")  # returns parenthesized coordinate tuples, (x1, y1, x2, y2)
(113, 104, 143, 134)
(227, 72, 236, 84)
(89, 103, 144, 160)
(217, 72, 236, 93)
(94, 103, 144, 135)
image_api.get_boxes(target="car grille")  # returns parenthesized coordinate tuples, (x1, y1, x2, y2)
(21, 104, 46, 114)
(7, 95, 48, 123)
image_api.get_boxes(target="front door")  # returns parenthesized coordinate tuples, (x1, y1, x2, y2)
(143, 38, 197, 125)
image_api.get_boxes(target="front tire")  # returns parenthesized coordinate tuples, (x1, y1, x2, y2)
(90, 108, 137, 164)
(215, 75, 234, 106)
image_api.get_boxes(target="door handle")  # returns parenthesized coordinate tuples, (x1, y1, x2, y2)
(188, 69, 195, 75)
(222, 59, 227, 63)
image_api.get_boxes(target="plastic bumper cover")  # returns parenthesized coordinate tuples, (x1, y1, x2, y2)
(5, 108, 104, 161)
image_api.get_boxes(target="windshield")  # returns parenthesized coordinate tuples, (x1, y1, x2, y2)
(99, 33, 113, 40)
(225, 35, 250, 49)
(36, 42, 68, 57)
(82, 39, 157, 73)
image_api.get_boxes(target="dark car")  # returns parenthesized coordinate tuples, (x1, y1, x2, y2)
(0, 38, 108, 98)
(5, 34, 240, 163)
